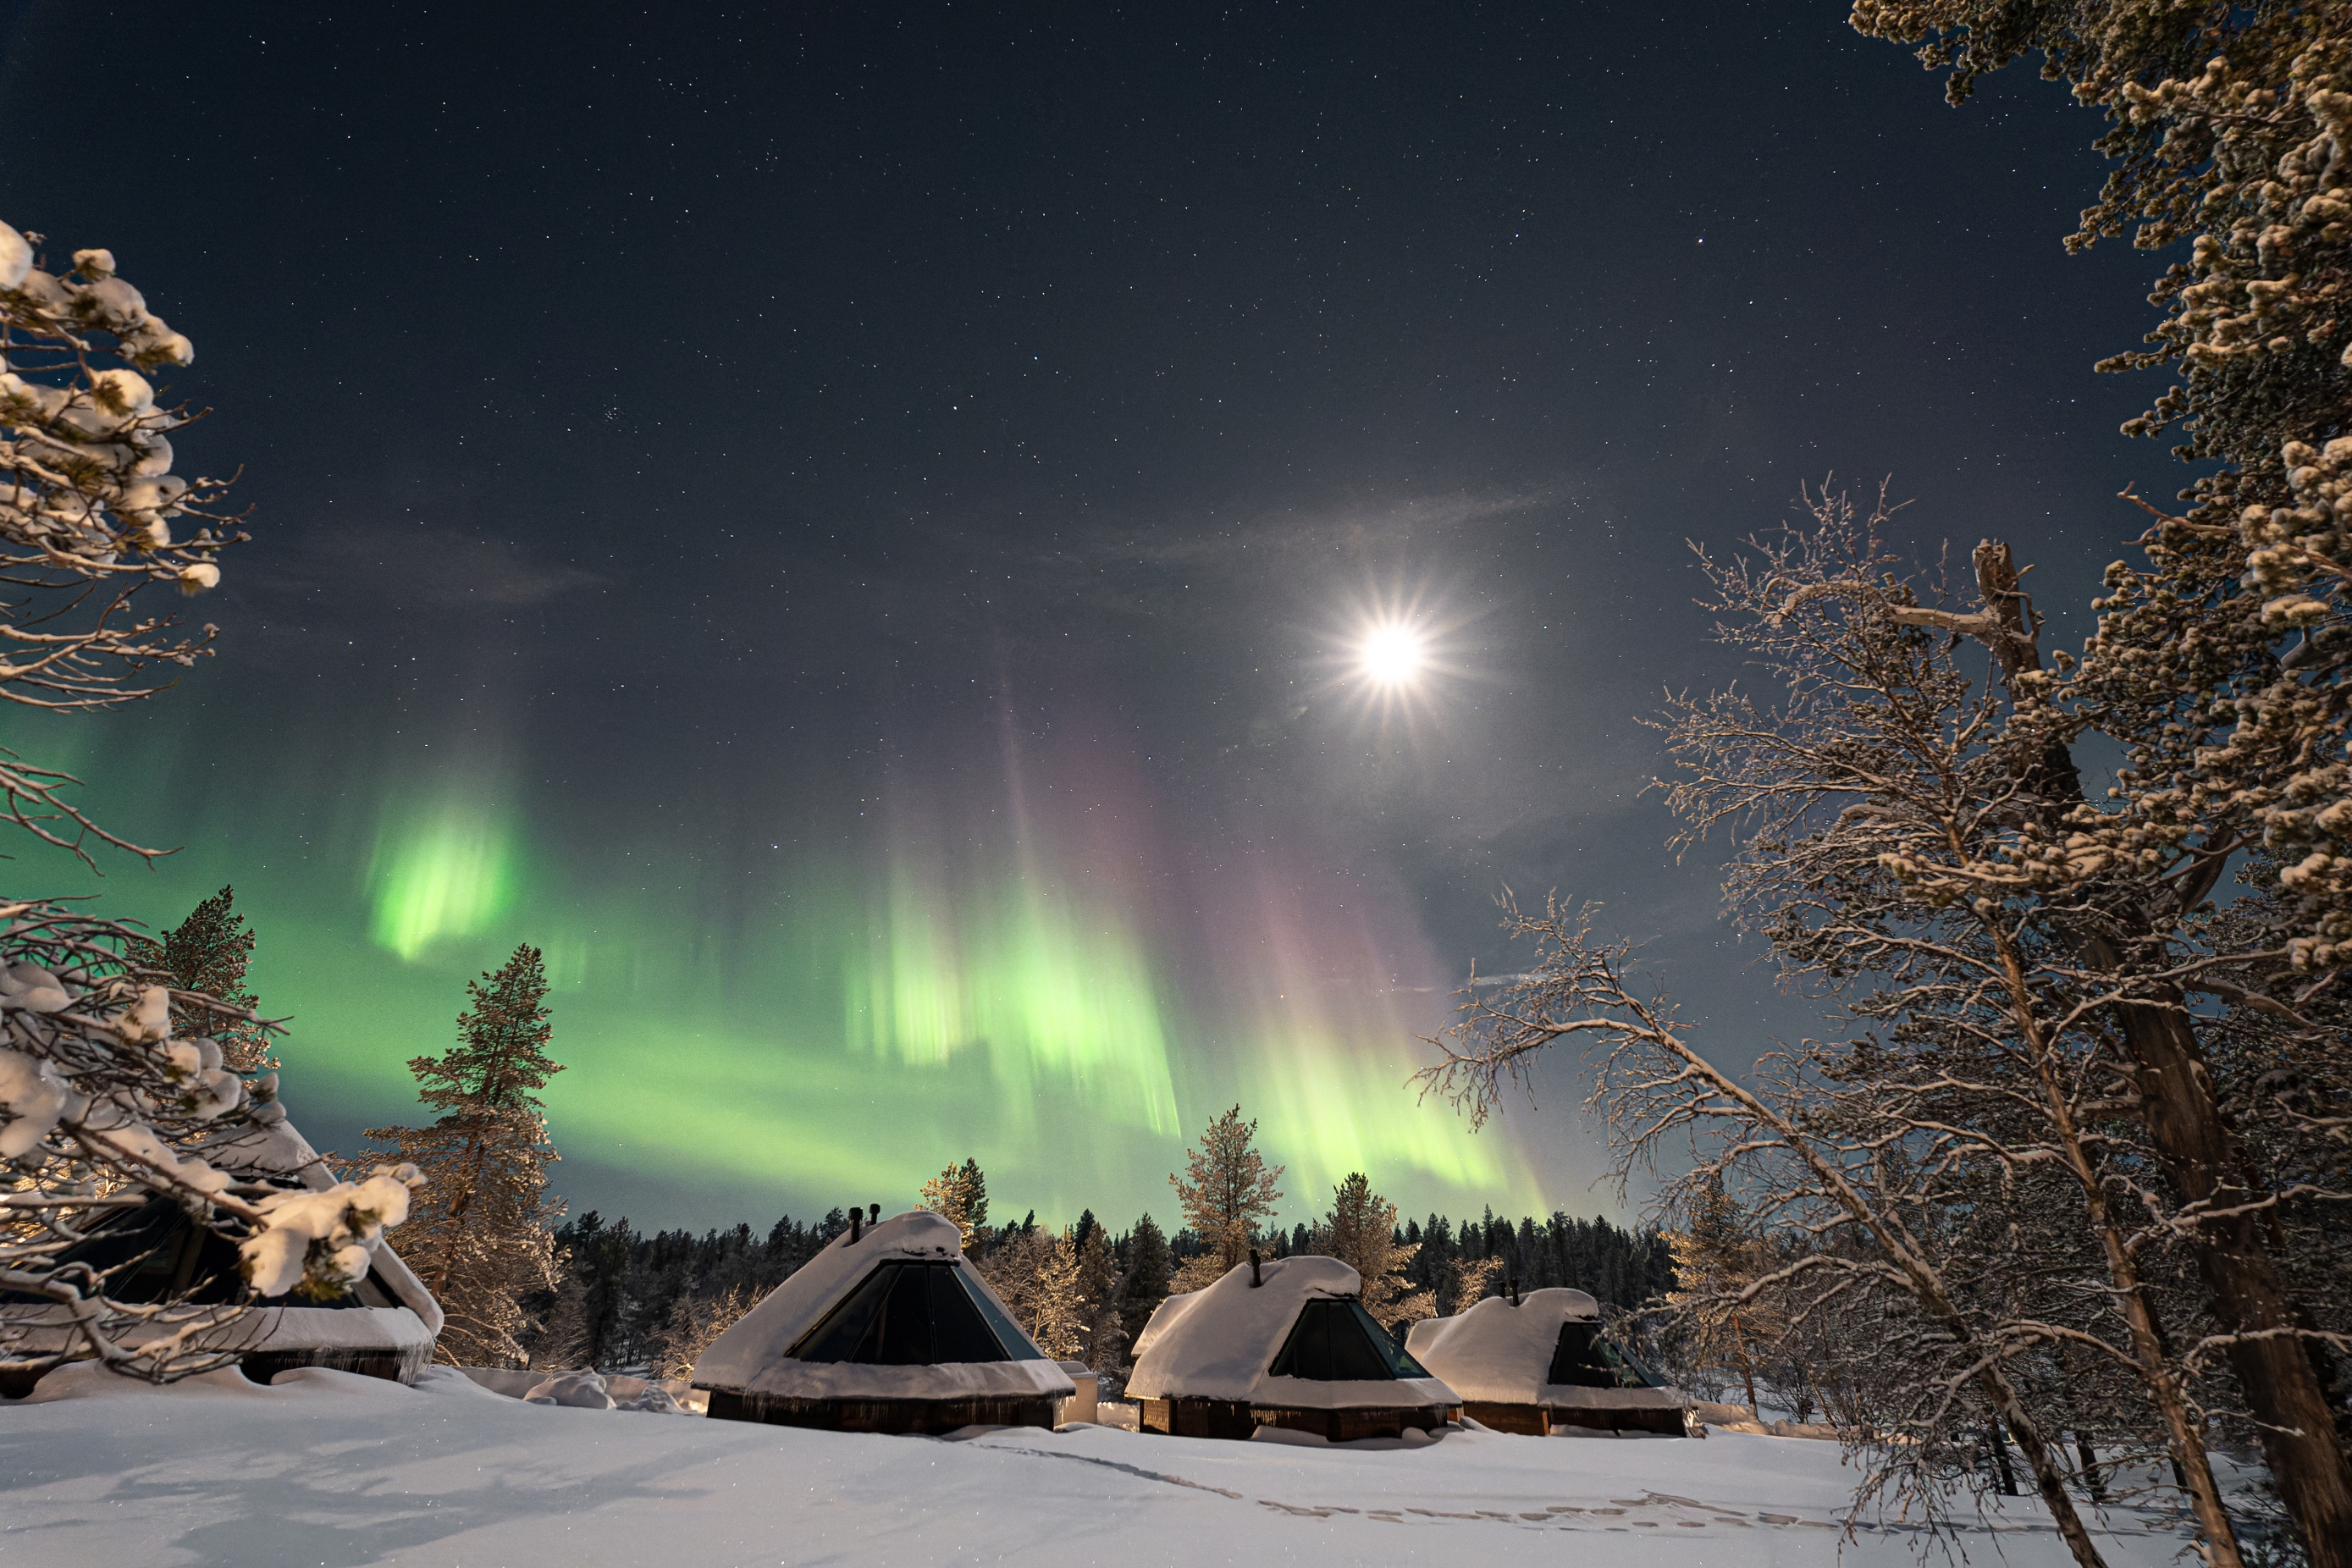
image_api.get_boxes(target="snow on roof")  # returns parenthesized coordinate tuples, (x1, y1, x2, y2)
(692, 1209, 1074, 1405)
(1125, 1255, 1459, 1411)
(1404, 1288, 1687, 1410)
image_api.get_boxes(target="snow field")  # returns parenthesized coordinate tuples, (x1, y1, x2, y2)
(3, 1363, 2200, 1568)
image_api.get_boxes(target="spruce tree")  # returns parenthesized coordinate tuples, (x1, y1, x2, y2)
(1168, 1104, 1284, 1291)
(1313, 1172, 1432, 1333)
(134, 886, 274, 1073)
(1074, 1220, 1126, 1371)
(1664, 1172, 1770, 1415)
(1118, 1213, 1173, 1346)
(1027, 1228, 1086, 1361)
(367, 943, 565, 1367)
(917, 1156, 990, 1251)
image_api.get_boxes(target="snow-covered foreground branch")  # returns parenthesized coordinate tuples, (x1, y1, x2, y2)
(3, 900, 420, 1386)
(0, 1363, 2231, 1568)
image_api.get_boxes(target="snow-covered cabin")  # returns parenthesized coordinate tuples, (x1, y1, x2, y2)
(691, 1208, 1075, 1433)
(0, 1118, 440, 1398)
(1402, 1287, 1691, 1436)
(1124, 1255, 1459, 1441)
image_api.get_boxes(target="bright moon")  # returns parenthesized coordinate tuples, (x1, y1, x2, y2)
(1360, 623, 1425, 687)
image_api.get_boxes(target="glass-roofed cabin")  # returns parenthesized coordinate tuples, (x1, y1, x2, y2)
(1404, 1287, 1693, 1436)
(690, 1209, 1075, 1433)
(0, 1118, 442, 1399)
(1124, 1255, 1460, 1442)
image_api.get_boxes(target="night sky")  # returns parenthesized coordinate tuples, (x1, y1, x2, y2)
(0, 4, 2170, 1234)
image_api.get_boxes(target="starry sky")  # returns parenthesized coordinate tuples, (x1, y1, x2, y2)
(0, 3, 2173, 1235)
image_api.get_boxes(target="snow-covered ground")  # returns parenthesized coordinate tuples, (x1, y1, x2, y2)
(3, 1365, 2203, 1567)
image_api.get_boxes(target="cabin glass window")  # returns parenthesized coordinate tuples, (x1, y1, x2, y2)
(1268, 1297, 1433, 1382)
(789, 1262, 1027, 1365)
(1547, 1321, 1664, 1389)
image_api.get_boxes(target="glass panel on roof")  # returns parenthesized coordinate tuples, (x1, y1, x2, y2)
(1267, 1296, 1431, 1382)
(1547, 1321, 1663, 1389)
(788, 1262, 1019, 1365)
(789, 1262, 903, 1362)
(950, 1265, 1047, 1361)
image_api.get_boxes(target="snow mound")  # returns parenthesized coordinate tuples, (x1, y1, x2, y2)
(1405, 1289, 1690, 1414)
(1126, 1255, 1457, 1411)
(527, 1371, 616, 1409)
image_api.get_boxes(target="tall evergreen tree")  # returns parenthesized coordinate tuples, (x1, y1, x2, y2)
(1118, 1213, 1173, 1347)
(1074, 1220, 1126, 1371)
(132, 886, 274, 1073)
(1312, 1173, 1433, 1333)
(367, 944, 565, 1366)
(917, 1156, 989, 1251)
(1028, 1228, 1086, 1361)
(1664, 1172, 1771, 1414)
(1168, 1104, 1284, 1291)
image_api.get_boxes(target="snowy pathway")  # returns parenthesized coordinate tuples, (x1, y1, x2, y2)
(1, 1366, 2200, 1567)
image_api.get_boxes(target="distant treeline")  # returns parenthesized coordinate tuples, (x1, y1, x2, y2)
(1261, 1208, 1677, 1313)
(527, 1202, 1673, 1375)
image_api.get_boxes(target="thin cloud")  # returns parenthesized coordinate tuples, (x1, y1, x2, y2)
(251, 524, 603, 612)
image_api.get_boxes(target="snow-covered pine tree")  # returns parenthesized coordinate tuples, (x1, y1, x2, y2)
(1, 221, 421, 1389)
(1311, 1173, 1432, 1334)
(366, 944, 564, 1367)
(1168, 1105, 1284, 1292)
(1027, 1228, 1085, 1361)
(1117, 1213, 1172, 1346)
(129, 887, 274, 1074)
(1662, 1172, 1770, 1415)
(916, 1156, 988, 1251)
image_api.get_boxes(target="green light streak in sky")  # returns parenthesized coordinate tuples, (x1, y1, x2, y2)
(367, 803, 518, 961)
(1237, 1016, 1514, 1204)
(842, 861, 1182, 1137)
(21, 715, 1564, 1231)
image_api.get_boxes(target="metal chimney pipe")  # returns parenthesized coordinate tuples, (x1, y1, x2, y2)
(1249, 1248, 1262, 1287)
(868, 1203, 880, 1228)
(848, 1206, 863, 1244)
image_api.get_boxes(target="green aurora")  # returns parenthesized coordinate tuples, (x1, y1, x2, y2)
(11, 704, 1555, 1234)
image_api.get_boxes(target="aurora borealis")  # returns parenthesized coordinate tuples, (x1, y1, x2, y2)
(0, 5, 2156, 1233)
(16, 681, 1544, 1230)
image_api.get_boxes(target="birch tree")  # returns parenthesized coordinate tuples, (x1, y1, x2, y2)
(1418, 492, 2332, 1568)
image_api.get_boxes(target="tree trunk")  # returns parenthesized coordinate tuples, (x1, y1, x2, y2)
(2109, 991, 2352, 1568)
(1977, 1371, 2110, 1568)
(1990, 1416, 2021, 1497)
(1969, 540, 2352, 1568)
(2074, 1432, 2106, 1505)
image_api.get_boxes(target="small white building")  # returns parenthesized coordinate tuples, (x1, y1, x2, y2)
(1404, 1287, 1692, 1436)
(1126, 1255, 1458, 1441)
(691, 1209, 1074, 1433)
